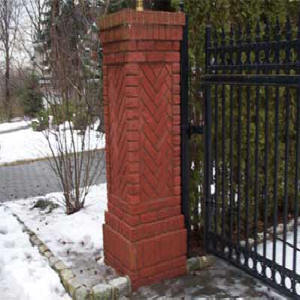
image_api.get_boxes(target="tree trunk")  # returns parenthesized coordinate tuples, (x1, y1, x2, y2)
(5, 45, 11, 120)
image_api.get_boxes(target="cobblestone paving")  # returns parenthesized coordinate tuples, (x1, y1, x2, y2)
(0, 153, 106, 202)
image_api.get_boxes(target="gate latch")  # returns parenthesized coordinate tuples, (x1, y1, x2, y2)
(188, 124, 204, 137)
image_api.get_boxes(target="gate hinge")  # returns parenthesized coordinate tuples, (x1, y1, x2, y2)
(188, 124, 204, 137)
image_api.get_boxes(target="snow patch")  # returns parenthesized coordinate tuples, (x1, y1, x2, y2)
(0, 120, 105, 164)
(6, 184, 107, 268)
(0, 206, 70, 300)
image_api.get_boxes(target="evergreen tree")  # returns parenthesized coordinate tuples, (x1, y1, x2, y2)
(19, 74, 43, 118)
(184, 0, 300, 241)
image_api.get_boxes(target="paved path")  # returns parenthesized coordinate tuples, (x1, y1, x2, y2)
(0, 153, 106, 202)
(0, 124, 30, 134)
(131, 258, 285, 299)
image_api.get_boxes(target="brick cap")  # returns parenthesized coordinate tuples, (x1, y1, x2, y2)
(99, 9, 185, 31)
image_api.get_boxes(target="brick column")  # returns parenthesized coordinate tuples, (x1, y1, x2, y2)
(99, 9, 187, 290)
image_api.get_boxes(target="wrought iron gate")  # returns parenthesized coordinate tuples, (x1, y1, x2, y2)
(181, 16, 300, 298)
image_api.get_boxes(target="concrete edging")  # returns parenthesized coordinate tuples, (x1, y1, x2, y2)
(10, 211, 131, 300)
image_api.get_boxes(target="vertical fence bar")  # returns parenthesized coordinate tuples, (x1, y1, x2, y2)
(236, 26, 242, 256)
(228, 25, 234, 258)
(253, 21, 261, 260)
(204, 25, 212, 250)
(263, 84, 269, 276)
(213, 29, 219, 238)
(272, 85, 280, 271)
(180, 14, 190, 254)
(244, 23, 251, 258)
(214, 84, 219, 237)
(245, 85, 250, 256)
(221, 28, 226, 241)
(229, 83, 234, 258)
(282, 16, 292, 274)
(272, 18, 280, 279)
(221, 84, 226, 240)
(254, 86, 260, 257)
(282, 87, 290, 273)
(237, 85, 242, 253)
(293, 85, 299, 292)
(292, 14, 300, 292)
(204, 87, 212, 250)
(262, 20, 270, 275)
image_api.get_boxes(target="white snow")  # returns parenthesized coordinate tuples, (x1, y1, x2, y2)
(0, 120, 30, 133)
(0, 205, 70, 300)
(257, 225, 300, 281)
(6, 184, 107, 267)
(0, 120, 105, 165)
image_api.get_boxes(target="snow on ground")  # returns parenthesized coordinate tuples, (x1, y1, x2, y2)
(235, 223, 300, 295)
(258, 227, 300, 276)
(0, 205, 70, 300)
(6, 184, 107, 268)
(256, 223, 300, 295)
(0, 120, 105, 165)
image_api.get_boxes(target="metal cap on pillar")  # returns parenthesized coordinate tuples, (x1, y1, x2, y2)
(136, 0, 144, 11)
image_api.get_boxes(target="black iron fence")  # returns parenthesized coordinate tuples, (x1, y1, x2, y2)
(182, 16, 300, 298)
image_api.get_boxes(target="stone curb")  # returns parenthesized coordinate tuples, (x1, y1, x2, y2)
(9, 210, 131, 300)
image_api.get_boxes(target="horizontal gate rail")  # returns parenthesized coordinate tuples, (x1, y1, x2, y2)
(208, 63, 299, 72)
(201, 74, 300, 86)
(207, 39, 299, 53)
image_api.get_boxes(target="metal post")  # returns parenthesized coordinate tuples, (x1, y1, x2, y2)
(180, 14, 190, 256)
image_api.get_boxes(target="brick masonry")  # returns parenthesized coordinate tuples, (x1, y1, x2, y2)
(99, 9, 187, 290)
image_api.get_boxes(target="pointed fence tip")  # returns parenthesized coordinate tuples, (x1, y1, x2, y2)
(285, 15, 292, 39)
(274, 17, 280, 40)
(246, 22, 251, 41)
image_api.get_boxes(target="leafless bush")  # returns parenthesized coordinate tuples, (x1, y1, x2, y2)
(28, 0, 105, 214)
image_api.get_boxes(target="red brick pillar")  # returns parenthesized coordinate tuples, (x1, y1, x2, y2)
(99, 9, 187, 290)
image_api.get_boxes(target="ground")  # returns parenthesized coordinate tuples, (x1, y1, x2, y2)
(1, 186, 287, 299)
(131, 258, 285, 299)
(0, 119, 298, 299)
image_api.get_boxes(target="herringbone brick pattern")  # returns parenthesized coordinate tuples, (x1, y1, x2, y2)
(140, 63, 173, 201)
(108, 66, 128, 201)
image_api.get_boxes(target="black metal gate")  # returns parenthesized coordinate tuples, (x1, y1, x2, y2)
(181, 16, 300, 298)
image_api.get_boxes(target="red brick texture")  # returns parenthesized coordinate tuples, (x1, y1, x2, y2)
(100, 9, 187, 290)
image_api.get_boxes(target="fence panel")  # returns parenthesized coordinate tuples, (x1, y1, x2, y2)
(200, 18, 300, 298)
